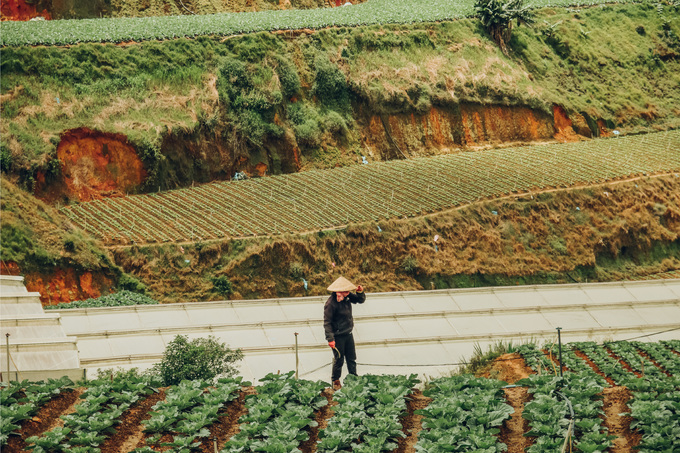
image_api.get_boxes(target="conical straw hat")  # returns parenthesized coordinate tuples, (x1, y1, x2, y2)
(327, 276, 357, 292)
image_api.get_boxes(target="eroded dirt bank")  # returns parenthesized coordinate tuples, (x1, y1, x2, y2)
(37, 103, 594, 203)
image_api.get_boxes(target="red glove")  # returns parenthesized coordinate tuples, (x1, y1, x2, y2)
(328, 341, 336, 349)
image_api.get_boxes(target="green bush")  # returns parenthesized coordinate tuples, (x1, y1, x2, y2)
(312, 55, 349, 111)
(211, 275, 234, 296)
(289, 261, 304, 278)
(118, 273, 147, 293)
(0, 145, 12, 173)
(153, 334, 243, 386)
(474, 0, 534, 54)
(275, 55, 301, 98)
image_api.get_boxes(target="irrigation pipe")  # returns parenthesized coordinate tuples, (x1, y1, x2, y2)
(556, 391, 575, 453)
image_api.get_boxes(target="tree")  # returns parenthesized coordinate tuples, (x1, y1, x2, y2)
(154, 335, 243, 386)
(475, 0, 535, 54)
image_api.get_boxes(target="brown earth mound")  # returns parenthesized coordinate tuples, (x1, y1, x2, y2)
(35, 127, 147, 203)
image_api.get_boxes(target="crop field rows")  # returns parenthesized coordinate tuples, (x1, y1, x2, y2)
(60, 131, 680, 246)
(2, 339, 680, 453)
(0, 0, 635, 46)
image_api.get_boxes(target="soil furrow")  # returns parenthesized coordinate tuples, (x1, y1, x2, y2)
(213, 386, 256, 452)
(500, 386, 531, 453)
(395, 389, 431, 453)
(299, 387, 336, 453)
(573, 349, 616, 386)
(3, 388, 82, 453)
(604, 347, 642, 378)
(602, 386, 641, 453)
(103, 389, 165, 453)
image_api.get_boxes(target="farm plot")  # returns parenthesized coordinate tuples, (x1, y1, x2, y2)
(0, 0, 634, 46)
(3, 339, 680, 452)
(61, 130, 680, 246)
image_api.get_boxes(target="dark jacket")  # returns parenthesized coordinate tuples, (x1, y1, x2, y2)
(323, 291, 366, 342)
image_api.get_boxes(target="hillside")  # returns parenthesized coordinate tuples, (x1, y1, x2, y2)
(1, 0, 679, 303)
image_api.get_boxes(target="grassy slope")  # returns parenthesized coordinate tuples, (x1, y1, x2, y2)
(112, 175, 680, 302)
(0, 177, 141, 291)
(1, 3, 679, 302)
(1, 3, 679, 187)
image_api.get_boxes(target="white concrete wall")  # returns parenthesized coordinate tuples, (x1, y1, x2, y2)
(54, 280, 680, 383)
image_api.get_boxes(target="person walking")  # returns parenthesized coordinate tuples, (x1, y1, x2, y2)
(323, 276, 365, 390)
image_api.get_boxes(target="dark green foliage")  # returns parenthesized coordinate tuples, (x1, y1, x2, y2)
(312, 55, 350, 112)
(154, 335, 243, 386)
(217, 57, 284, 147)
(0, 222, 34, 263)
(401, 255, 419, 275)
(211, 275, 234, 296)
(275, 55, 301, 99)
(44, 290, 158, 309)
(0, 145, 11, 173)
(475, 0, 535, 54)
(117, 273, 148, 293)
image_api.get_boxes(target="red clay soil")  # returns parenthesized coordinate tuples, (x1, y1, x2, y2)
(602, 386, 641, 453)
(482, 353, 533, 384)
(3, 388, 81, 453)
(300, 387, 336, 453)
(499, 386, 532, 453)
(395, 389, 432, 453)
(35, 127, 147, 203)
(0, 0, 51, 21)
(604, 347, 642, 378)
(24, 267, 115, 306)
(101, 389, 165, 453)
(199, 387, 254, 453)
(574, 349, 616, 386)
(635, 350, 673, 378)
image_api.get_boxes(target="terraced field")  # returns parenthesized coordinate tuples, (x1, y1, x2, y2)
(0, 0, 630, 46)
(61, 131, 680, 245)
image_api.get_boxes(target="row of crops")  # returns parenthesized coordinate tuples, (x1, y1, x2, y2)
(61, 130, 680, 245)
(0, 0, 637, 46)
(2, 339, 679, 452)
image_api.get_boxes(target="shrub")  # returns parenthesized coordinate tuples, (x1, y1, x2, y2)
(153, 335, 243, 386)
(312, 55, 349, 111)
(0, 145, 12, 173)
(474, 0, 534, 54)
(211, 275, 234, 296)
(275, 55, 301, 99)
(289, 261, 304, 278)
(401, 255, 419, 275)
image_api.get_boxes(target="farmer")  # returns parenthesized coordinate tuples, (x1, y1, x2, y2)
(324, 276, 365, 390)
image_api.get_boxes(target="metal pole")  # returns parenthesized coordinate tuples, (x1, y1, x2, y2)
(213, 436, 218, 453)
(294, 332, 299, 379)
(556, 327, 563, 377)
(5, 333, 10, 384)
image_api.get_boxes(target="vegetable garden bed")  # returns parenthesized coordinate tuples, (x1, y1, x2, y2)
(2, 339, 679, 452)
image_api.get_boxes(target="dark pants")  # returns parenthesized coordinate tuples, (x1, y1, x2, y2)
(331, 332, 357, 381)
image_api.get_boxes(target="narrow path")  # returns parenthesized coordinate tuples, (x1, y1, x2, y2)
(300, 387, 336, 453)
(602, 387, 640, 453)
(395, 389, 431, 453)
(500, 387, 531, 453)
(111, 389, 165, 453)
(213, 387, 255, 452)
